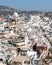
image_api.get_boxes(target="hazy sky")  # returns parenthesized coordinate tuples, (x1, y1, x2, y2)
(0, 0, 52, 11)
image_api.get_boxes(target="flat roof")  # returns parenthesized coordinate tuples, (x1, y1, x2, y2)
(12, 56, 30, 63)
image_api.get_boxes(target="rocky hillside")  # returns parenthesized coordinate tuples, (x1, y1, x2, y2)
(0, 5, 52, 18)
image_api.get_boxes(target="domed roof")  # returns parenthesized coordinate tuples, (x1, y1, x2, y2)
(13, 12, 18, 18)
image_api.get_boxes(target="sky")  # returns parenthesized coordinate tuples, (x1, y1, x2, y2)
(0, 0, 52, 11)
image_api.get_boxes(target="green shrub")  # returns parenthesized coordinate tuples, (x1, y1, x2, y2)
(49, 47, 52, 54)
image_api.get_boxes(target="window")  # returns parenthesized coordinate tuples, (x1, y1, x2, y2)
(0, 59, 3, 61)
(24, 61, 30, 64)
(12, 62, 22, 65)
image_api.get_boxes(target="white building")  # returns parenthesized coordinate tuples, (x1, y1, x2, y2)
(30, 15, 41, 22)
